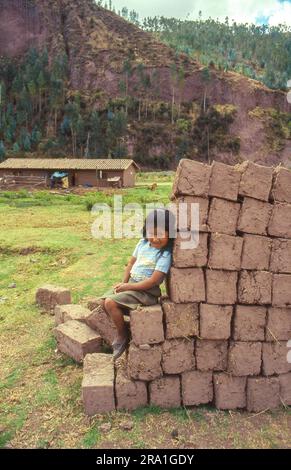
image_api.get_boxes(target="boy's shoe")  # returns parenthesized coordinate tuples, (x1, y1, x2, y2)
(112, 336, 129, 361)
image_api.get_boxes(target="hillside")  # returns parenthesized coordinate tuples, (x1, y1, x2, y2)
(0, 0, 290, 168)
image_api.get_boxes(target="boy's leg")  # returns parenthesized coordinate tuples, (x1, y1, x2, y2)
(104, 298, 127, 343)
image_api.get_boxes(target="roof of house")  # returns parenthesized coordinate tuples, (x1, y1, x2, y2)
(0, 158, 140, 171)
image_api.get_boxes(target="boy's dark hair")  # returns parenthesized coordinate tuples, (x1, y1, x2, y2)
(142, 208, 176, 253)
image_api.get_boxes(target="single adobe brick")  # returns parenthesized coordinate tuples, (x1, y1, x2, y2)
(228, 341, 262, 376)
(271, 166, 291, 204)
(214, 373, 247, 410)
(54, 304, 91, 326)
(85, 304, 117, 345)
(115, 360, 148, 411)
(87, 297, 103, 311)
(270, 238, 291, 274)
(127, 343, 162, 381)
(181, 370, 213, 406)
(161, 299, 199, 339)
(206, 269, 238, 305)
(175, 195, 209, 231)
(238, 160, 273, 201)
(241, 234, 272, 271)
(208, 233, 243, 271)
(233, 305, 266, 341)
(237, 197, 272, 235)
(207, 198, 240, 235)
(247, 377, 280, 412)
(200, 304, 233, 340)
(168, 267, 205, 303)
(272, 274, 291, 307)
(171, 159, 212, 198)
(149, 376, 181, 408)
(209, 161, 241, 201)
(130, 305, 164, 346)
(162, 338, 195, 374)
(82, 353, 115, 415)
(262, 342, 291, 376)
(196, 339, 228, 371)
(266, 307, 291, 341)
(268, 203, 291, 238)
(173, 232, 208, 268)
(279, 373, 291, 405)
(238, 270, 272, 305)
(36, 284, 71, 313)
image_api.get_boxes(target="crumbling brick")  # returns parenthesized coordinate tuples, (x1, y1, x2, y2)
(266, 307, 291, 341)
(82, 353, 115, 415)
(54, 304, 91, 326)
(206, 269, 238, 305)
(115, 359, 148, 411)
(237, 197, 272, 235)
(36, 284, 71, 313)
(181, 370, 213, 406)
(214, 373, 247, 410)
(268, 203, 291, 238)
(279, 373, 291, 405)
(149, 376, 181, 408)
(207, 198, 240, 235)
(270, 238, 291, 274)
(209, 161, 241, 201)
(130, 305, 164, 346)
(168, 267, 205, 303)
(173, 232, 208, 268)
(85, 304, 117, 345)
(196, 340, 228, 371)
(162, 339, 195, 374)
(208, 233, 243, 271)
(238, 160, 273, 201)
(171, 159, 212, 198)
(238, 270, 272, 305)
(200, 304, 233, 340)
(161, 299, 199, 339)
(241, 234, 272, 271)
(271, 166, 291, 204)
(127, 343, 162, 381)
(233, 305, 266, 341)
(272, 274, 291, 307)
(175, 195, 209, 231)
(262, 342, 291, 376)
(228, 341, 262, 376)
(247, 377, 280, 412)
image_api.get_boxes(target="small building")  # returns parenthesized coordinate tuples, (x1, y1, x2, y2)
(0, 158, 140, 188)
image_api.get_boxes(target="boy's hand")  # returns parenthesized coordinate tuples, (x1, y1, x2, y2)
(114, 283, 131, 293)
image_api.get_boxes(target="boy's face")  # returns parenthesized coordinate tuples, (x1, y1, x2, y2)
(147, 229, 169, 249)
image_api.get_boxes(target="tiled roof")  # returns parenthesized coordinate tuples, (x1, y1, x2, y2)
(0, 158, 140, 171)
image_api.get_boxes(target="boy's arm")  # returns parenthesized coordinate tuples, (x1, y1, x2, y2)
(122, 256, 137, 283)
(128, 270, 166, 291)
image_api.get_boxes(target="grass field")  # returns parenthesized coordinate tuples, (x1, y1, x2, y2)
(0, 177, 290, 449)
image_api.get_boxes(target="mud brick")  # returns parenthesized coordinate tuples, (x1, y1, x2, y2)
(168, 267, 205, 303)
(130, 305, 164, 346)
(207, 198, 240, 235)
(181, 370, 213, 406)
(279, 373, 291, 405)
(196, 340, 228, 371)
(162, 339, 195, 374)
(206, 270, 238, 305)
(214, 373, 247, 410)
(233, 305, 266, 341)
(87, 297, 103, 311)
(85, 304, 117, 345)
(272, 274, 291, 307)
(175, 195, 209, 231)
(171, 159, 211, 198)
(82, 353, 115, 415)
(209, 161, 241, 201)
(238, 160, 273, 201)
(161, 299, 199, 339)
(173, 232, 208, 268)
(36, 284, 71, 312)
(115, 360, 148, 411)
(247, 377, 280, 412)
(266, 308, 291, 341)
(149, 376, 181, 408)
(237, 197, 272, 235)
(238, 270, 272, 305)
(241, 234, 272, 271)
(270, 238, 291, 274)
(54, 304, 91, 326)
(268, 203, 291, 238)
(228, 341, 262, 376)
(271, 166, 291, 203)
(262, 342, 291, 376)
(127, 343, 162, 381)
(200, 304, 233, 340)
(54, 320, 102, 363)
(208, 233, 243, 271)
